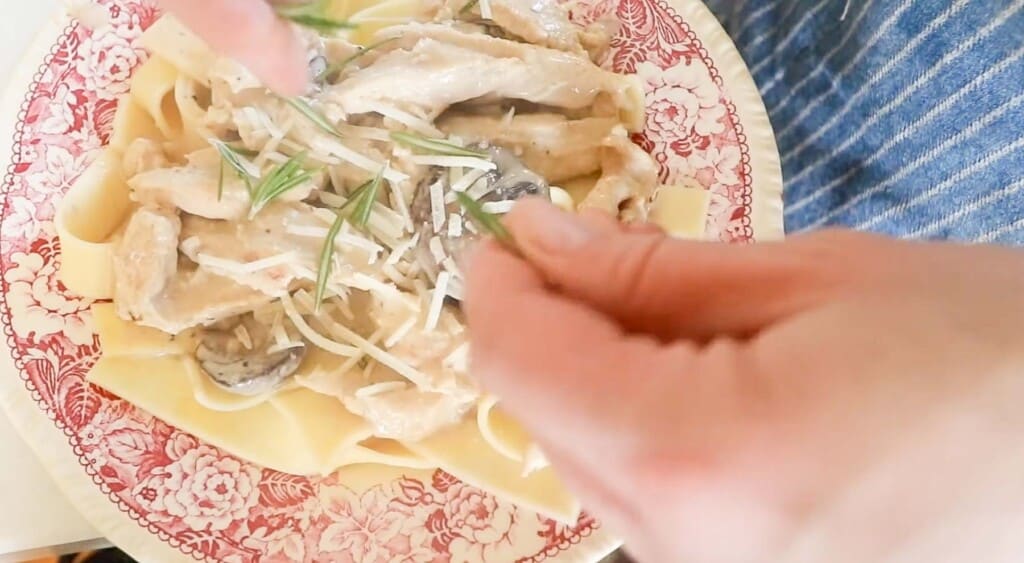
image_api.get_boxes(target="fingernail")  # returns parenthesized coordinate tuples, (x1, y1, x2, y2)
(520, 200, 596, 253)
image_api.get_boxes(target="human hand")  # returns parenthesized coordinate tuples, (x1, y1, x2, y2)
(156, 0, 308, 94)
(465, 199, 1024, 563)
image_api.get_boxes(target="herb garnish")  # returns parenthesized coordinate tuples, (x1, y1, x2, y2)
(249, 152, 313, 218)
(455, 192, 517, 251)
(390, 131, 489, 158)
(285, 97, 342, 137)
(275, 0, 355, 33)
(315, 167, 386, 308)
(317, 38, 399, 82)
(210, 139, 257, 200)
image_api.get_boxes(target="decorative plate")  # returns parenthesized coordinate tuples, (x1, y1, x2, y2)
(0, 0, 781, 561)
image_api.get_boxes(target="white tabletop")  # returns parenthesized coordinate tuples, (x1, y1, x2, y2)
(0, 0, 106, 560)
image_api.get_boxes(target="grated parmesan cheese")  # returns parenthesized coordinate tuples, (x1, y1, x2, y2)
(410, 155, 496, 171)
(445, 275, 465, 300)
(382, 264, 407, 285)
(429, 181, 446, 233)
(233, 324, 253, 350)
(337, 124, 392, 142)
(309, 135, 408, 183)
(442, 257, 461, 276)
(346, 273, 403, 300)
(364, 101, 442, 137)
(466, 178, 495, 200)
(385, 316, 418, 348)
(424, 272, 451, 331)
(196, 251, 298, 274)
(429, 236, 447, 264)
(481, 200, 515, 214)
(450, 168, 488, 193)
(386, 232, 420, 266)
(390, 181, 415, 233)
(355, 381, 408, 398)
(291, 292, 432, 388)
(281, 294, 360, 357)
(447, 213, 463, 238)
(443, 342, 469, 372)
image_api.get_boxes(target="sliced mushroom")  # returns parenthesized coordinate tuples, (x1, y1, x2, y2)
(194, 315, 306, 396)
(410, 145, 548, 281)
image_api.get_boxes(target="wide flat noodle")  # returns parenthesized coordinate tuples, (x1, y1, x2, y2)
(130, 55, 183, 140)
(172, 75, 213, 155)
(139, 15, 217, 85)
(108, 94, 163, 151)
(477, 395, 532, 463)
(651, 183, 711, 239)
(88, 354, 376, 476)
(55, 151, 130, 300)
(404, 418, 580, 523)
(93, 303, 183, 357)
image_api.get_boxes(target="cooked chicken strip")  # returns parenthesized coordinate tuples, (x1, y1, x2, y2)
(443, 0, 585, 54)
(438, 113, 617, 182)
(113, 206, 271, 334)
(128, 148, 320, 221)
(334, 25, 644, 129)
(581, 127, 660, 220)
(180, 203, 325, 295)
(342, 294, 477, 441)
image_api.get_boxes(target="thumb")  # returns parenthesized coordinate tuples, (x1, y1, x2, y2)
(159, 0, 308, 95)
(505, 199, 831, 340)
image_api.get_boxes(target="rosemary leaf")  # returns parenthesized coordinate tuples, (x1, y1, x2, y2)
(459, 0, 480, 14)
(249, 152, 313, 218)
(217, 159, 225, 202)
(229, 145, 260, 158)
(318, 38, 398, 82)
(455, 191, 517, 250)
(390, 131, 489, 158)
(286, 97, 342, 137)
(210, 138, 256, 197)
(314, 167, 387, 309)
(275, 0, 355, 33)
(315, 210, 347, 308)
(350, 166, 385, 228)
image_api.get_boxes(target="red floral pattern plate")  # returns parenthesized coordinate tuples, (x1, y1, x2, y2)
(0, 0, 781, 561)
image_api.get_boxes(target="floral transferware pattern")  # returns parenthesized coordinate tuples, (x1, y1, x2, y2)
(0, 0, 758, 560)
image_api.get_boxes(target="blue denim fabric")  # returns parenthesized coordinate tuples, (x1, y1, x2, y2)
(702, 0, 1024, 243)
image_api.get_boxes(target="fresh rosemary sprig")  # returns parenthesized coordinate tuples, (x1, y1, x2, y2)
(275, 0, 355, 33)
(229, 145, 260, 158)
(314, 167, 386, 308)
(390, 131, 489, 158)
(317, 38, 398, 82)
(249, 152, 313, 218)
(455, 191, 517, 251)
(285, 97, 343, 137)
(210, 139, 256, 200)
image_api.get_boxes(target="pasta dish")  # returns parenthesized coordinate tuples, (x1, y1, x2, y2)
(57, 0, 707, 519)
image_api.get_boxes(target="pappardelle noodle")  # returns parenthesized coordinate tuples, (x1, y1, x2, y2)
(58, 0, 709, 520)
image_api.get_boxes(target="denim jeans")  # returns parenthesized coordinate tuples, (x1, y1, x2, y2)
(703, 0, 1024, 243)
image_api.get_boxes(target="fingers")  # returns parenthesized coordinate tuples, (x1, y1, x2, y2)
(505, 199, 839, 340)
(158, 0, 308, 95)
(463, 241, 697, 453)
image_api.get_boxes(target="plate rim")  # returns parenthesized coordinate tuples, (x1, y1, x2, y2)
(0, 1, 782, 561)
